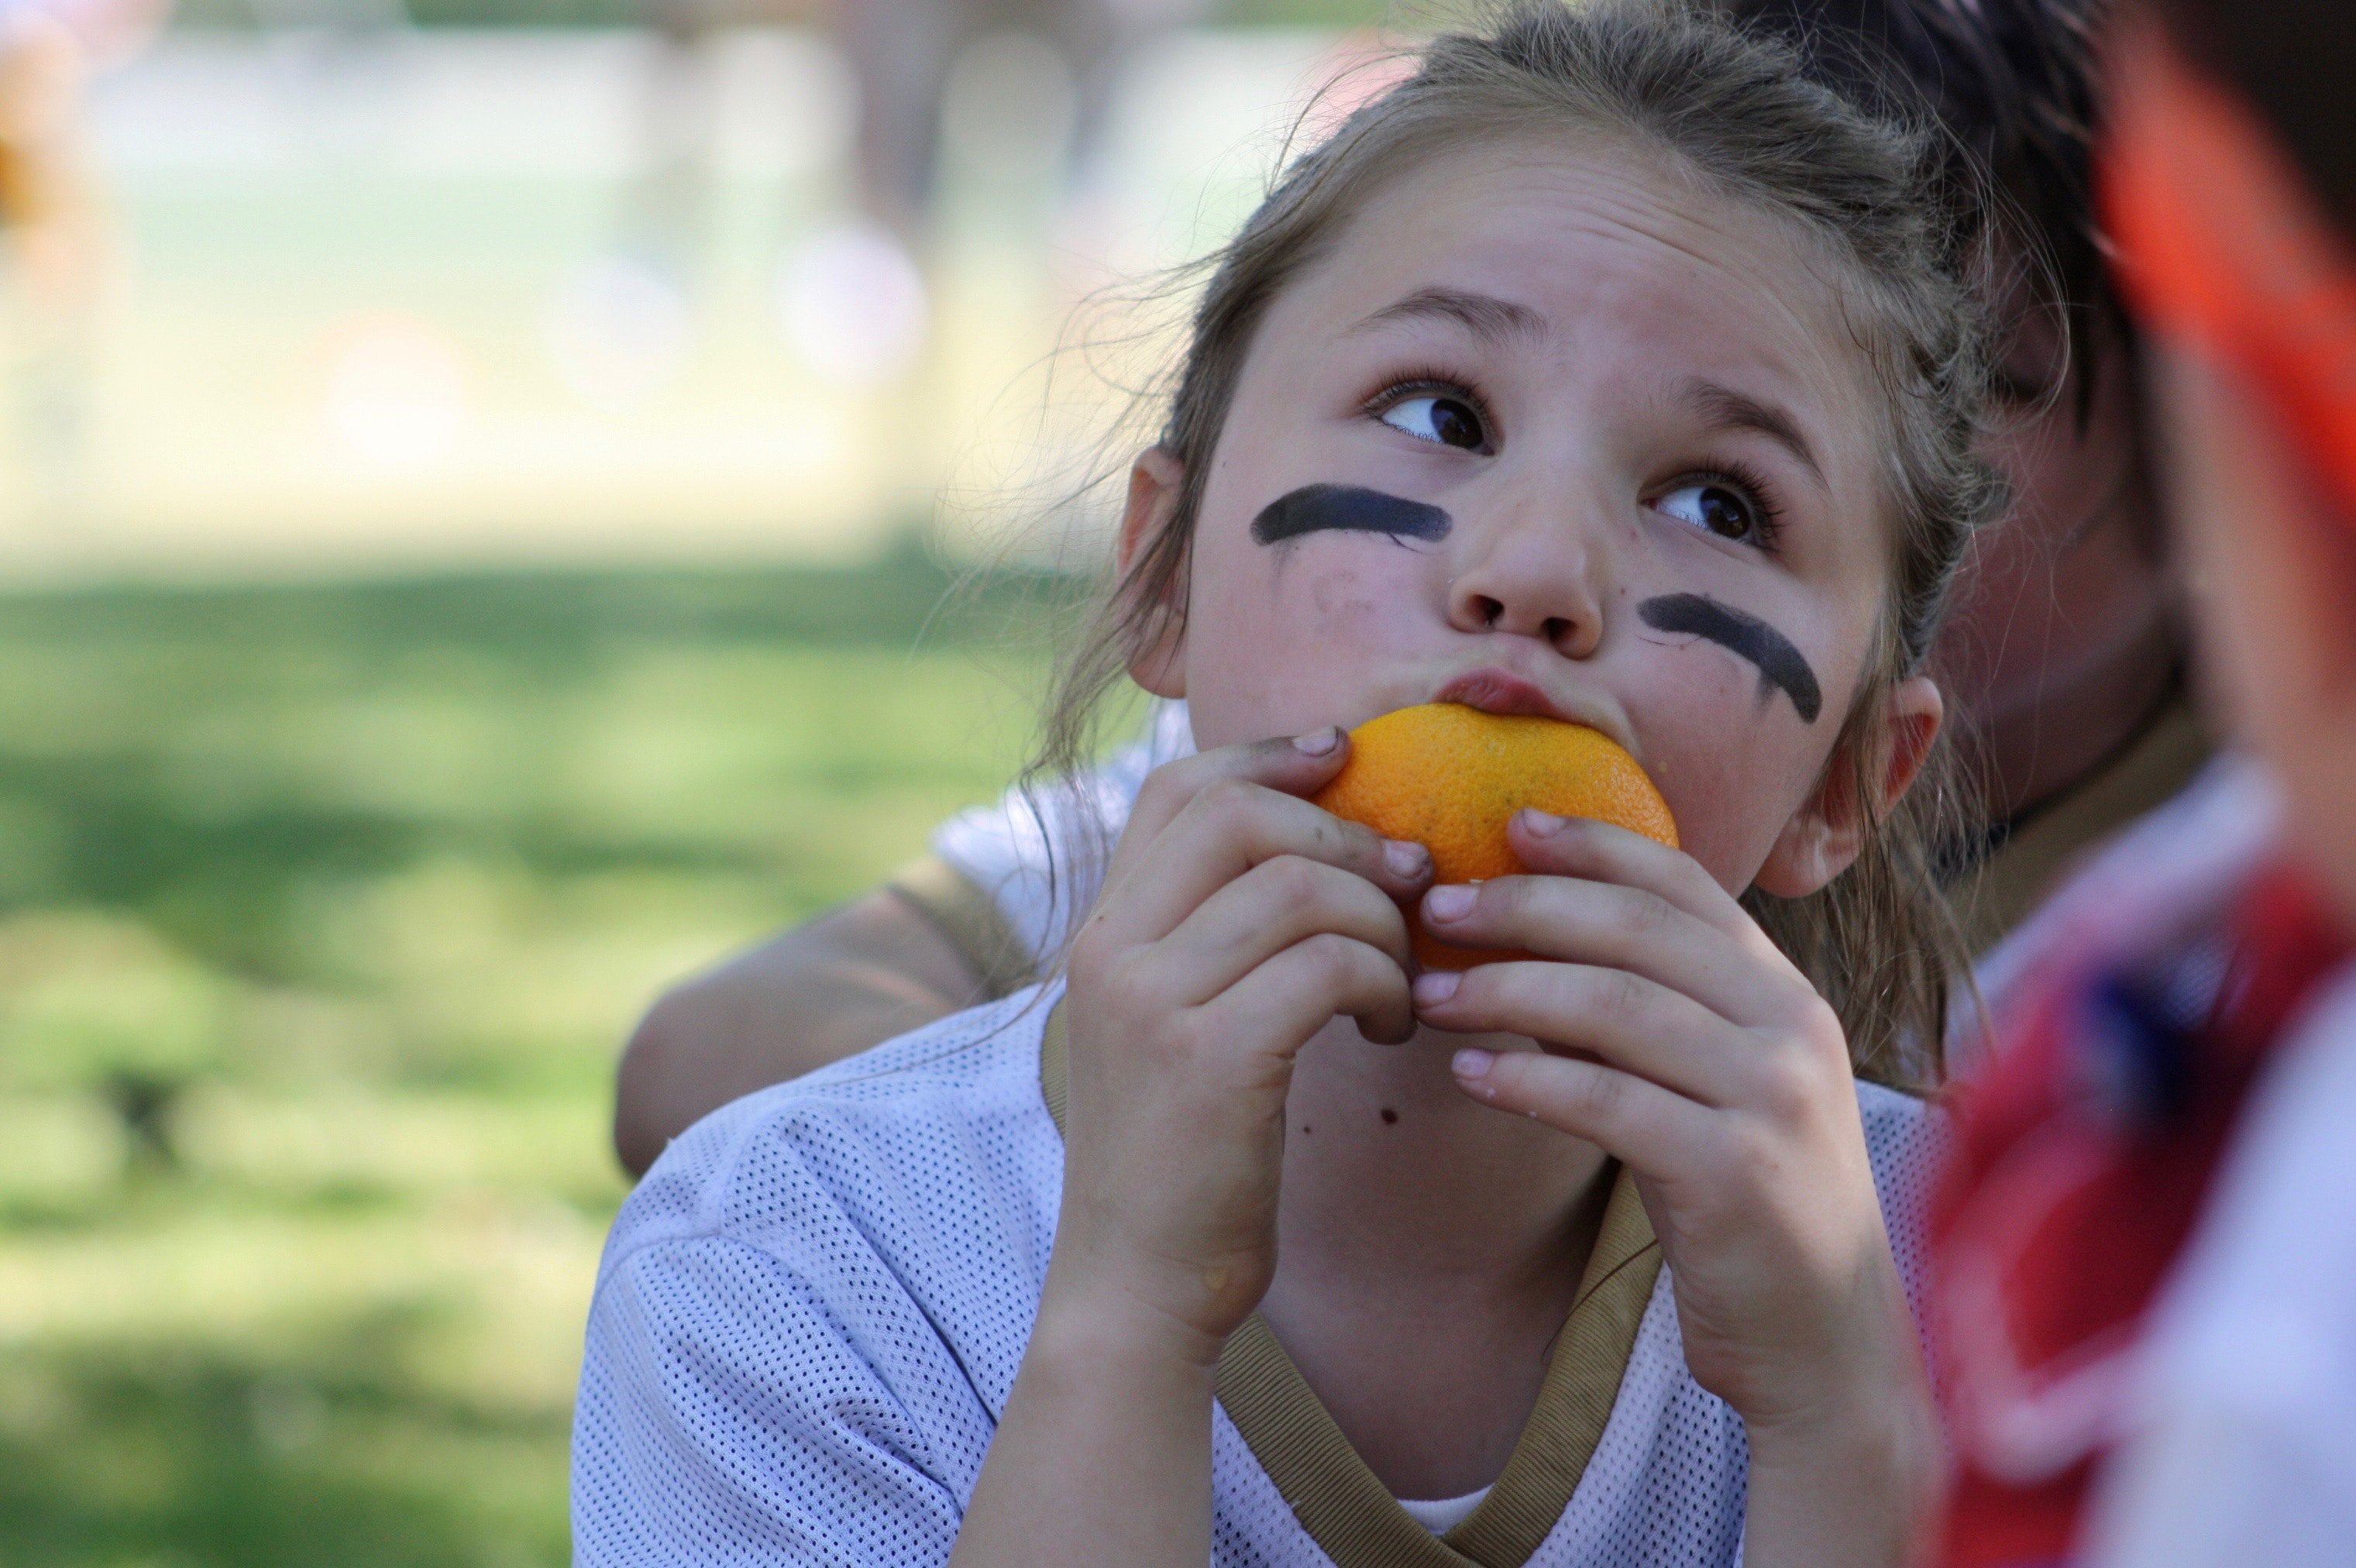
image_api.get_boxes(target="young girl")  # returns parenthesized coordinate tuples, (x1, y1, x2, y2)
(573, 4, 1999, 1563)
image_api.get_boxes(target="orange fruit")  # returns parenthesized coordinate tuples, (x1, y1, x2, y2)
(1313, 702, 1679, 970)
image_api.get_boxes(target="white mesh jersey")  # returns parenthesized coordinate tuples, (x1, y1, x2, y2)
(573, 983, 1947, 1567)
(930, 700, 1196, 968)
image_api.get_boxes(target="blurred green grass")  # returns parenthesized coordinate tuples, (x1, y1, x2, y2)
(0, 555, 1068, 1566)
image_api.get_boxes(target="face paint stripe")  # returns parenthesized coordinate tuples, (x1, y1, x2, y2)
(1638, 593, 1824, 724)
(1250, 483, 1451, 545)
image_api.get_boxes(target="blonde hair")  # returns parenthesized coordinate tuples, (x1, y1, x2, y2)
(1030, 0, 2003, 1087)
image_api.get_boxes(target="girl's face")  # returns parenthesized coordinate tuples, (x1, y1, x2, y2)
(1132, 141, 1938, 899)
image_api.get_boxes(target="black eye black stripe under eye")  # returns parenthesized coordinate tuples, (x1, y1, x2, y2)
(1250, 485, 1453, 545)
(1638, 593, 1822, 724)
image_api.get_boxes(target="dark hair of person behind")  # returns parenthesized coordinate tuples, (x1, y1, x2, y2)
(1723, 0, 2117, 388)
(2154, 0, 2356, 235)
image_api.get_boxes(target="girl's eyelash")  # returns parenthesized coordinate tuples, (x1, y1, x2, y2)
(1361, 370, 1498, 438)
(1357, 378, 1785, 550)
(1666, 459, 1789, 552)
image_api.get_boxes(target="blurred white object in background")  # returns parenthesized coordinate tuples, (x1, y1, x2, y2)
(546, 253, 691, 411)
(0, 0, 163, 519)
(319, 313, 468, 469)
(775, 220, 927, 385)
(937, 29, 1077, 198)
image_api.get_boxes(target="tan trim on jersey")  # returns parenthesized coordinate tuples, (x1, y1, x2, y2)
(1040, 995, 1072, 1127)
(1446, 1177, 1658, 1563)
(887, 854, 1035, 1002)
(1039, 1003, 1663, 1567)
(1952, 695, 2213, 956)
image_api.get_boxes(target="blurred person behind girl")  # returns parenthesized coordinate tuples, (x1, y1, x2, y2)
(608, 0, 2202, 1176)
(0, 0, 160, 511)
(1728, 0, 2193, 993)
(1926, 1, 2356, 1562)
(622, 0, 1206, 386)
(574, 4, 2005, 1561)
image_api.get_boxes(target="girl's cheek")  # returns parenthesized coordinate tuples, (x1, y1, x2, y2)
(1633, 663, 1826, 892)
(1216, 542, 1419, 652)
(1304, 565, 1396, 633)
(1184, 551, 1433, 745)
(1178, 564, 1329, 734)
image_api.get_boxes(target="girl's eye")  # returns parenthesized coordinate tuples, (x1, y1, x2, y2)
(1379, 394, 1488, 452)
(1655, 483, 1766, 545)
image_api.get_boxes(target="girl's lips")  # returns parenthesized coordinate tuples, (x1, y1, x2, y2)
(1434, 669, 1570, 722)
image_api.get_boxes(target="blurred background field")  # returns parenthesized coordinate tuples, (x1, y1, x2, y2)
(0, 2, 1391, 1562)
(0, 560, 1068, 1564)
(4, 5, 1396, 573)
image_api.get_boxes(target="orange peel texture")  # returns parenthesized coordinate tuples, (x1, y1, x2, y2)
(1312, 703, 1679, 970)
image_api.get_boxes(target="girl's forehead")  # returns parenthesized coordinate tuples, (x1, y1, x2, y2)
(1288, 139, 1875, 418)
(1330, 139, 1827, 306)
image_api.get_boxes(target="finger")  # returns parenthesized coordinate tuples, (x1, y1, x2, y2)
(1090, 775, 1432, 951)
(1415, 873, 1809, 1027)
(1199, 930, 1416, 1050)
(1506, 813, 1792, 966)
(1109, 730, 1353, 883)
(1412, 961, 1752, 1105)
(1449, 1044, 1713, 1174)
(1156, 854, 1415, 1002)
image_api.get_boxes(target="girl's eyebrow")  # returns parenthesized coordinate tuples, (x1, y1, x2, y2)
(1347, 285, 1549, 349)
(1677, 378, 1828, 493)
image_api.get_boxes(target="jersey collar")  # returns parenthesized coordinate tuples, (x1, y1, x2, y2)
(1039, 999, 1663, 1567)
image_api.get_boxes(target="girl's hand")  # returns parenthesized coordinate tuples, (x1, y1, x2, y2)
(1051, 729, 1435, 1363)
(961, 732, 1426, 1567)
(1409, 810, 1937, 1561)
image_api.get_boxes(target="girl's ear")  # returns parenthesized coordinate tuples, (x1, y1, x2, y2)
(1120, 447, 1190, 699)
(1753, 676, 1944, 899)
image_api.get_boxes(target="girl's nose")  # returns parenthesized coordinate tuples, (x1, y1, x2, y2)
(1445, 507, 1607, 659)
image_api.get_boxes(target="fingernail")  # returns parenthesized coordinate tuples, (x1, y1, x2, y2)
(1384, 839, 1429, 878)
(1452, 1047, 1494, 1080)
(1414, 970, 1461, 1006)
(1293, 727, 1341, 755)
(1425, 883, 1475, 922)
(1520, 809, 1567, 836)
